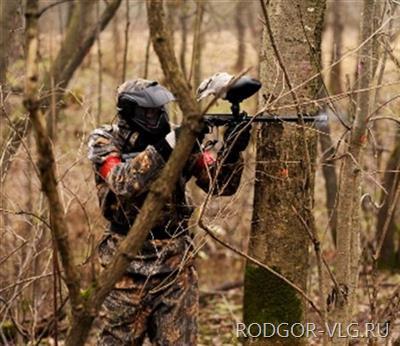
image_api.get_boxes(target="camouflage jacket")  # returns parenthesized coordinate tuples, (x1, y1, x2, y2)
(88, 124, 244, 240)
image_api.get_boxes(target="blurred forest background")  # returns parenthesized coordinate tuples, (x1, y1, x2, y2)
(1, 0, 400, 345)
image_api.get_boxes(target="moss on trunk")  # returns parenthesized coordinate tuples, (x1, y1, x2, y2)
(243, 1, 326, 345)
(244, 265, 302, 326)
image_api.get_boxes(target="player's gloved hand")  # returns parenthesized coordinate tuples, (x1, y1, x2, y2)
(153, 127, 179, 161)
(154, 124, 207, 161)
(223, 122, 252, 161)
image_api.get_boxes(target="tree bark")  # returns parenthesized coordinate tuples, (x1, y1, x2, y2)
(319, 117, 338, 244)
(243, 1, 325, 345)
(121, 0, 130, 83)
(328, 1, 343, 95)
(0, 0, 21, 88)
(234, 0, 246, 72)
(188, 0, 204, 89)
(332, 1, 374, 344)
(376, 131, 400, 269)
(179, 0, 189, 78)
(193, 1, 204, 90)
(319, 3, 342, 246)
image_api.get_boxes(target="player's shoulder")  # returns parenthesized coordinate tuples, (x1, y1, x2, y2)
(88, 124, 119, 164)
(88, 124, 116, 143)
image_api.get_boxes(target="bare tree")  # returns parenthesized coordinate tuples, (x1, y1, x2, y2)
(179, 0, 190, 78)
(243, 1, 326, 345)
(121, 0, 130, 82)
(331, 0, 375, 343)
(319, 117, 339, 244)
(0, 0, 21, 90)
(233, 0, 246, 72)
(1, 0, 122, 183)
(188, 0, 205, 89)
(376, 130, 400, 269)
(329, 2, 344, 96)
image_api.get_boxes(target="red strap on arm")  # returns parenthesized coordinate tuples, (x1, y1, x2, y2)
(194, 151, 215, 171)
(99, 156, 121, 179)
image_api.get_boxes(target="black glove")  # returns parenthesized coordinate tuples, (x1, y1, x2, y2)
(223, 122, 252, 160)
(153, 127, 180, 161)
(153, 125, 207, 161)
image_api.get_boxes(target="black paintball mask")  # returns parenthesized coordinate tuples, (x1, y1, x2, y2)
(116, 81, 175, 152)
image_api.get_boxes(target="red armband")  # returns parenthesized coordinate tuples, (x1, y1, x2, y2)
(195, 151, 215, 171)
(99, 156, 121, 178)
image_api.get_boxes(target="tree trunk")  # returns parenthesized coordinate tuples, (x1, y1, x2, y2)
(0, 0, 21, 88)
(234, 0, 246, 72)
(319, 116, 338, 244)
(332, 1, 374, 344)
(24, 0, 82, 325)
(179, 0, 189, 78)
(320, 2, 342, 245)
(121, 0, 130, 83)
(376, 131, 400, 269)
(193, 1, 204, 90)
(188, 0, 204, 88)
(328, 1, 343, 95)
(243, 1, 325, 345)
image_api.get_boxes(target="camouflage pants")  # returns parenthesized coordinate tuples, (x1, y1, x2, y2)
(97, 233, 198, 346)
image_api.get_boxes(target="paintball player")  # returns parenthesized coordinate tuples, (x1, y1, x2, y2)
(88, 77, 251, 345)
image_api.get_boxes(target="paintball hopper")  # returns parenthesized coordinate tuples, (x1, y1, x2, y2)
(196, 72, 261, 104)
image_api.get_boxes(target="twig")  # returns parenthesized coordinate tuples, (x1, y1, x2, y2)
(259, 0, 299, 112)
(0, 297, 29, 339)
(0, 241, 28, 266)
(258, 81, 400, 115)
(0, 208, 51, 230)
(367, 94, 400, 121)
(291, 205, 340, 291)
(0, 273, 53, 294)
(295, 2, 350, 130)
(197, 219, 323, 321)
(37, 0, 71, 18)
(272, 15, 393, 109)
(369, 115, 400, 126)
(34, 297, 69, 346)
(259, 0, 314, 216)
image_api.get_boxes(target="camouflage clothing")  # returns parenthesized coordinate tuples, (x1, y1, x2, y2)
(98, 233, 198, 345)
(88, 119, 244, 345)
(88, 123, 244, 238)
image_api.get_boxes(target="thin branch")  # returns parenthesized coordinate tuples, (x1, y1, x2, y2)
(37, 0, 71, 18)
(0, 208, 52, 230)
(368, 116, 400, 126)
(197, 220, 323, 321)
(259, 0, 299, 112)
(291, 205, 340, 291)
(271, 15, 393, 113)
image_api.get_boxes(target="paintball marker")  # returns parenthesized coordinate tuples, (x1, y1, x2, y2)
(200, 75, 327, 129)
